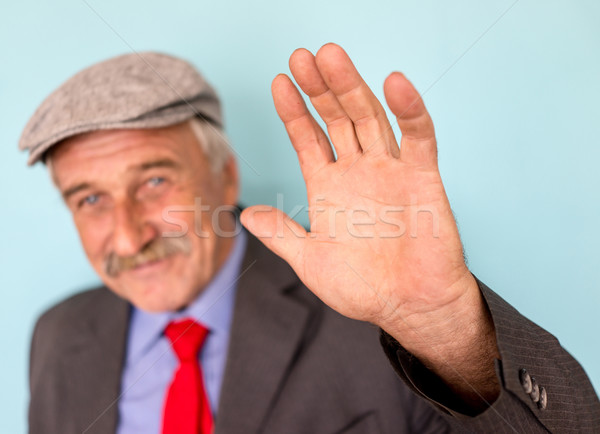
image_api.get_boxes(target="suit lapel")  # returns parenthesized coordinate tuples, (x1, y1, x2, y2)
(215, 234, 313, 434)
(62, 289, 130, 433)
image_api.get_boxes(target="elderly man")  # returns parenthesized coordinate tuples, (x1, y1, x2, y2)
(21, 44, 599, 433)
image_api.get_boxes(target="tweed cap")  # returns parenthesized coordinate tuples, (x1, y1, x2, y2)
(19, 51, 223, 165)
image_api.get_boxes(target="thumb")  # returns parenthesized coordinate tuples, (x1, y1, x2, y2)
(240, 205, 307, 268)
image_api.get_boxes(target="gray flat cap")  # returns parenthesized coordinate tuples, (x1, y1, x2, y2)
(19, 51, 223, 165)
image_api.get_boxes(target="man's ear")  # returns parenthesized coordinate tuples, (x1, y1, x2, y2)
(221, 154, 239, 206)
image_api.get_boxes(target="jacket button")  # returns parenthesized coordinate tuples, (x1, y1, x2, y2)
(538, 387, 547, 410)
(530, 377, 540, 403)
(519, 368, 532, 394)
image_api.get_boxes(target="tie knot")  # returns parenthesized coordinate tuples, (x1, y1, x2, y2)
(164, 318, 209, 362)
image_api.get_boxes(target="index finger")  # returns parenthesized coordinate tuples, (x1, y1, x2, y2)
(271, 73, 335, 181)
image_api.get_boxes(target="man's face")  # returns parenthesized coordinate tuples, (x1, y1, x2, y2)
(50, 122, 238, 312)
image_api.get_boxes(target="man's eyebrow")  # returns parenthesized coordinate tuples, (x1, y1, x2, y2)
(136, 159, 181, 171)
(62, 183, 91, 202)
(61, 159, 179, 201)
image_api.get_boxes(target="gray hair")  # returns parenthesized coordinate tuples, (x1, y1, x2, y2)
(46, 118, 232, 184)
(188, 117, 232, 173)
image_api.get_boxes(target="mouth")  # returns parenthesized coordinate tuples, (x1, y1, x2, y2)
(121, 255, 174, 277)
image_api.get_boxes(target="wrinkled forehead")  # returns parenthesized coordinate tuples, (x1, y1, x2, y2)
(47, 122, 205, 187)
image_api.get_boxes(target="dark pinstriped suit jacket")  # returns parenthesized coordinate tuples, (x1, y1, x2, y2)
(29, 234, 600, 433)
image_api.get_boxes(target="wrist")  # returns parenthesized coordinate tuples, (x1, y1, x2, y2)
(380, 272, 481, 351)
(380, 273, 501, 405)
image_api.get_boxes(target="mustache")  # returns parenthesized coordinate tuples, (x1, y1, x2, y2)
(104, 236, 191, 277)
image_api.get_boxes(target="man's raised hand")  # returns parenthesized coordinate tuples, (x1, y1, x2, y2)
(241, 43, 499, 407)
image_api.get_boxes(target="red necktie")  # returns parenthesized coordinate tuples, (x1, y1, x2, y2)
(162, 318, 213, 434)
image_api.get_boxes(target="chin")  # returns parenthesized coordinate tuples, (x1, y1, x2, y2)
(107, 280, 190, 313)
(128, 293, 186, 313)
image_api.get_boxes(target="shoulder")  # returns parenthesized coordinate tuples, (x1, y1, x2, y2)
(34, 287, 124, 334)
(28, 287, 130, 433)
(30, 287, 128, 364)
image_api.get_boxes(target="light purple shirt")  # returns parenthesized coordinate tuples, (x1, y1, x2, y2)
(116, 231, 246, 434)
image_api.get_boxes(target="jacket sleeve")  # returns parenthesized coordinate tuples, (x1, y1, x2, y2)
(380, 277, 600, 433)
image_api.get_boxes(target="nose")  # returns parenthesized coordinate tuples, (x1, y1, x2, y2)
(111, 199, 156, 257)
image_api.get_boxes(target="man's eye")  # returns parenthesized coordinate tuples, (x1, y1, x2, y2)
(81, 194, 100, 206)
(148, 176, 165, 187)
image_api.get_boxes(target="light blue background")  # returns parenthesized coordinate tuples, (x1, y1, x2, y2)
(1, 0, 598, 431)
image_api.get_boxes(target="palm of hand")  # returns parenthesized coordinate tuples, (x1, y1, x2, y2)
(300, 148, 468, 326)
(242, 44, 471, 333)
